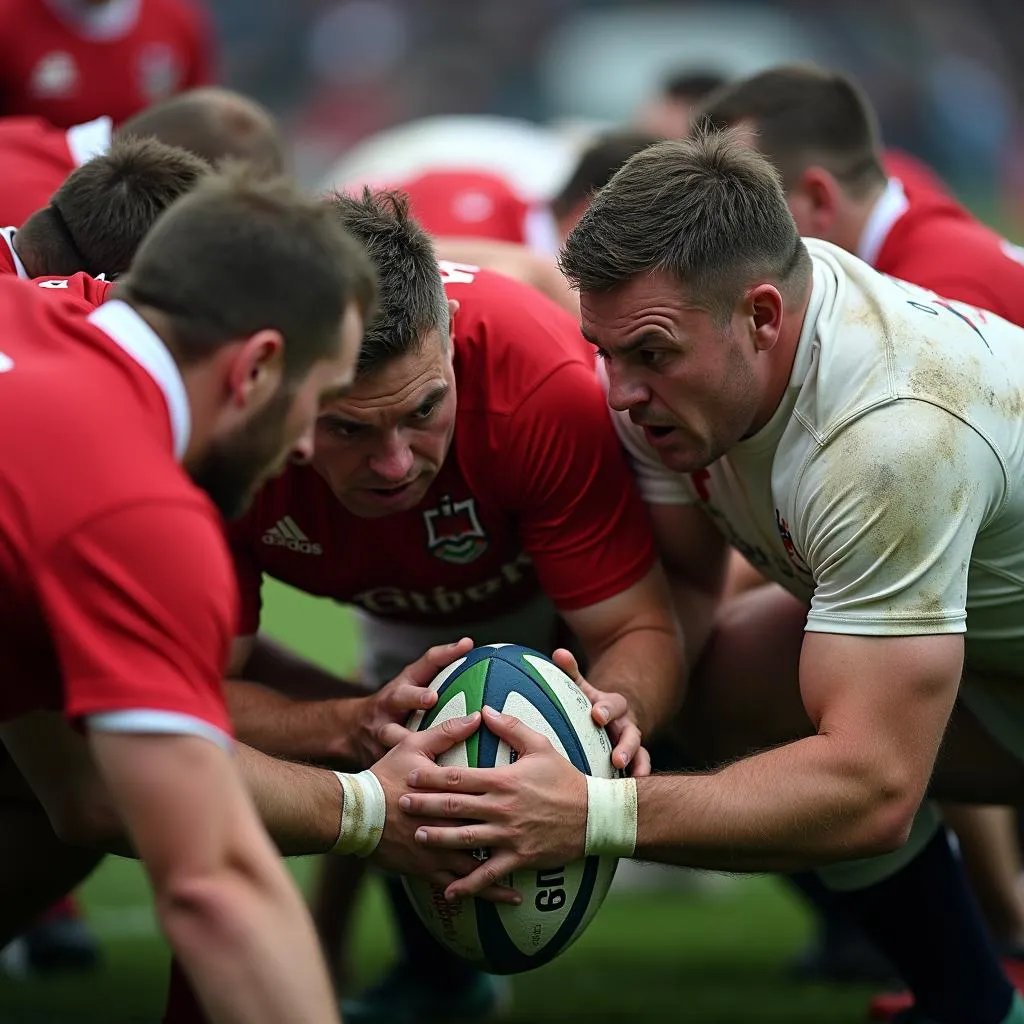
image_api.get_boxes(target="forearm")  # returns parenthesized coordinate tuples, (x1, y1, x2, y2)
(226, 679, 362, 763)
(242, 633, 364, 700)
(235, 744, 342, 856)
(587, 626, 683, 737)
(157, 812, 339, 1023)
(634, 734, 914, 872)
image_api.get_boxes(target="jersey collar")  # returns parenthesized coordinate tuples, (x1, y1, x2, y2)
(88, 300, 191, 461)
(0, 228, 30, 280)
(66, 116, 113, 168)
(856, 177, 910, 268)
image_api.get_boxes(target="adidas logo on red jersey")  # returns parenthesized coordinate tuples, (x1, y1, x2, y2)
(261, 516, 322, 555)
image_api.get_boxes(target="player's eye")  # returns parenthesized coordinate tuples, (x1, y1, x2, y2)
(319, 417, 361, 438)
(411, 401, 438, 422)
(639, 349, 667, 369)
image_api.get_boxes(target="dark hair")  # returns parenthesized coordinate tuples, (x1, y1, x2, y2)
(118, 166, 377, 378)
(329, 189, 448, 378)
(17, 136, 210, 278)
(551, 130, 663, 220)
(118, 87, 286, 178)
(696, 63, 886, 197)
(559, 128, 811, 323)
(663, 70, 728, 103)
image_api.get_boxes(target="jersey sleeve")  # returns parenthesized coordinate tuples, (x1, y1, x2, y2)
(36, 501, 237, 745)
(500, 360, 657, 611)
(35, 273, 114, 307)
(595, 360, 698, 506)
(794, 401, 1005, 635)
(224, 514, 264, 636)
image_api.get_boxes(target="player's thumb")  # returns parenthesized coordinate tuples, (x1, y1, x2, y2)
(552, 648, 582, 682)
(404, 637, 474, 687)
(418, 712, 481, 758)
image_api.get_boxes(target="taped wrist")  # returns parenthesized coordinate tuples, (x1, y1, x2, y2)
(332, 770, 386, 857)
(584, 776, 638, 858)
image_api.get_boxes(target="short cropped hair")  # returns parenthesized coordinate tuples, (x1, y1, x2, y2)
(559, 129, 811, 323)
(329, 189, 449, 378)
(118, 167, 377, 378)
(696, 63, 886, 198)
(663, 70, 727, 103)
(18, 136, 211, 278)
(118, 87, 286, 178)
(550, 129, 662, 221)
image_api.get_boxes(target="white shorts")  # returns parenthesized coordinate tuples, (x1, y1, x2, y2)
(353, 593, 559, 690)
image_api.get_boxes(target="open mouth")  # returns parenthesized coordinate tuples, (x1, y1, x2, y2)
(369, 481, 415, 497)
(644, 425, 675, 439)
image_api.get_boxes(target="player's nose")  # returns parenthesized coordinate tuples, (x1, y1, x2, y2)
(290, 425, 316, 465)
(368, 436, 414, 481)
(605, 365, 648, 412)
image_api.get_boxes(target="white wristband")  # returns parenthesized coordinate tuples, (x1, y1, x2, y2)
(332, 770, 386, 857)
(585, 776, 638, 858)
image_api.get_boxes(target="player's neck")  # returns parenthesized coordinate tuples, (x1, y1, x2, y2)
(843, 180, 889, 260)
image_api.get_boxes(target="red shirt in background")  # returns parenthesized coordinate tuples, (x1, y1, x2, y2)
(0, 0, 212, 127)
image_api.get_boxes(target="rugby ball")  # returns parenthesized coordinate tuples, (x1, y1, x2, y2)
(403, 643, 620, 974)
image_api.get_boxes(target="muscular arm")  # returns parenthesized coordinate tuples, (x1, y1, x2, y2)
(561, 564, 682, 737)
(649, 502, 729, 675)
(89, 731, 339, 1024)
(225, 633, 370, 764)
(634, 633, 962, 871)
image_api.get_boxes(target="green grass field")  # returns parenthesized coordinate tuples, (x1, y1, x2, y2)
(0, 581, 884, 1023)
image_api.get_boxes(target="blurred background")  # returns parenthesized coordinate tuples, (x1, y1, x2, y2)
(214, 0, 1024, 228)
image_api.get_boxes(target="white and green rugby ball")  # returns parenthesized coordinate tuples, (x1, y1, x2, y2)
(403, 643, 620, 975)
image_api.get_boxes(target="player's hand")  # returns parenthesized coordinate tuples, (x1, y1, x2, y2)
(369, 710, 521, 906)
(399, 705, 588, 902)
(553, 649, 651, 778)
(346, 638, 474, 765)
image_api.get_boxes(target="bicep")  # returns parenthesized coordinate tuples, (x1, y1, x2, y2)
(800, 632, 963, 791)
(227, 635, 256, 678)
(560, 564, 676, 660)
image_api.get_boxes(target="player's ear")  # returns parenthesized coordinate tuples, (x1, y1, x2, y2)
(744, 284, 784, 353)
(788, 165, 840, 239)
(228, 329, 284, 407)
(447, 299, 460, 343)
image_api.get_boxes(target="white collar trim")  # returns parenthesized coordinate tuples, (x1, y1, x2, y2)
(0, 228, 29, 279)
(88, 300, 191, 460)
(66, 116, 113, 167)
(856, 177, 909, 267)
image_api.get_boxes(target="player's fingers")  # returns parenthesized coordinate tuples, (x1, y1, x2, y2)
(378, 722, 408, 750)
(412, 712, 482, 760)
(397, 638, 474, 688)
(481, 705, 552, 757)
(414, 822, 508, 849)
(610, 722, 641, 770)
(629, 744, 653, 779)
(551, 648, 583, 683)
(404, 764, 497, 795)
(382, 683, 439, 714)
(444, 851, 523, 902)
(584, 685, 628, 728)
(400, 790, 495, 820)
(428, 870, 521, 906)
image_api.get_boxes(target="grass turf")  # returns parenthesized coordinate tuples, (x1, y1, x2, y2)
(0, 580, 882, 1022)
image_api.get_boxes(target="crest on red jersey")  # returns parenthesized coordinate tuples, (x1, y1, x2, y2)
(423, 495, 488, 564)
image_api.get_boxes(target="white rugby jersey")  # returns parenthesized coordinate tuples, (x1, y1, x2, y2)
(611, 238, 1024, 685)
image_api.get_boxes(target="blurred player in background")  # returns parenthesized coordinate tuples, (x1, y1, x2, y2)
(0, 135, 210, 280)
(0, 0, 213, 127)
(403, 131, 1024, 1024)
(0, 86, 283, 227)
(633, 68, 727, 139)
(0, 168, 374, 1024)
(212, 190, 681, 1024)
(699, 64, 1024, 1004)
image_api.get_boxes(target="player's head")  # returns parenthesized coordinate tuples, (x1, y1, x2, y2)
(560, 129, 811, 474)
(311, 188, 455, 519)
(696, 63, 888, 247)
(550, 129, 663, 241)
(117, 167, 377, 518)
(16, 136, 211, 279)
(634, 69, 728, 140)
(118, 87, 286, 178)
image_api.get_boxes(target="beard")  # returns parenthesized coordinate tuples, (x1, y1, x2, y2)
(189, 384, 296, 520)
